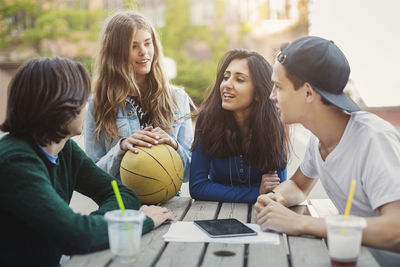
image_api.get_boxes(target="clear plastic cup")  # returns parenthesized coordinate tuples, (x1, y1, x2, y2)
(325, 215, 367, 267)
(104, 209, 146, 263)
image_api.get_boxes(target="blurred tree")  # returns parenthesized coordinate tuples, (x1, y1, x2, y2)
(159, 0, 230, 104)
(0, 0, 231, 103)
(124, 0, 139, 10)
(0, 0, 104, 59)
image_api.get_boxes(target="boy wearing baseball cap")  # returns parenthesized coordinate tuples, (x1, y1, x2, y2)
(255, 36, 400, 266)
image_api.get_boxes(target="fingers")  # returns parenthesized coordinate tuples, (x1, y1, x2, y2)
(120, 138, 139, 153)
(254, 202, 263, 214)
(256, 202, 283, 232)
(150, 127, 163, 133)
(143, 126, 153, 131)
(260, 183, 280, 194)
(148, 127, 178, 149)
(270, 192, 286, 206)
(121, 130, 160, 151)
(158, 136, 177, 149)
(259, 183, 280, 195)
(261, 173, 280, 183)
(256, 204, 276, 231)
(260, 173, 281, 194)
(126, 142, 139, 153)
(262, 177, 280, 183)
(256, 194, 274, 206)
(164, 211, 174, 221)
(140, 205, 174, 228)
(121, 128, 177, 152)
(132, 131, 160, 145)
(123, 136, 152, 150)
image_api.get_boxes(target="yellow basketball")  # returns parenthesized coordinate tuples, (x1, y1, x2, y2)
(120, 144, 183, 204)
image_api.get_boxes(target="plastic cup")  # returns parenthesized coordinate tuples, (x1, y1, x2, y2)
(325, 215, 367, 267)
(104, 209, 145, 263)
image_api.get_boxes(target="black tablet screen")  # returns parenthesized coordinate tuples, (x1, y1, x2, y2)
(194, 218, 257, 238)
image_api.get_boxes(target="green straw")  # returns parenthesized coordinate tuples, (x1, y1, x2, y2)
(111, 180, 130, 230)
(111, 180, 126, 212)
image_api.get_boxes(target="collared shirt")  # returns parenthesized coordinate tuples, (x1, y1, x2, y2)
(37, 144, 58, 164)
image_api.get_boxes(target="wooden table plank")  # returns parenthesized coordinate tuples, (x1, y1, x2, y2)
(247, 235, 289, 267)
(247, 205, 290, 267)
(109, 197, 192, 267)
(308, 199, 379, 267)
(65, 197, 192, 267)
(63, 249, 113, 267)
(154, 200, 219, 267)
(217, 202, 249, 222)
(65, 198, 380, 267)
(201, 203, 248, 267)
(357, 247, 380, 267)
(288, 235, 330, 267)
(309, 199, 338, 218)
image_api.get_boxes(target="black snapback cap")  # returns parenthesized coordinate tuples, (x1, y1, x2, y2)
(277, 36, 360, 112)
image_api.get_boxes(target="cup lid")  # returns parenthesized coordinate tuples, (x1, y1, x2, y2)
(104, 209, 146, 222)
(325, 215, 367, 229)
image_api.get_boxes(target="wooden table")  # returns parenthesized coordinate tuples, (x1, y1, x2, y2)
(65, 197, 379, 267)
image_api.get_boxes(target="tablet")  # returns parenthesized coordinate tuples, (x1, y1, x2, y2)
(194, 218, 257, 238)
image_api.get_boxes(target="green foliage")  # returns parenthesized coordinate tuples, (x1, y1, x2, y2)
(0, 0, 105, 57)
(159, 0, 191, 59)
(172, 54, 216, 104)
(0, 0, 41, 49)
(159, 0, 229, 104)
(0, 0, 230, 104)
(78, 56, 95, 76)
(123, 0, 139, 11)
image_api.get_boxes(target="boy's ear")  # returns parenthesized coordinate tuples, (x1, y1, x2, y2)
(304, 82, 316, 103)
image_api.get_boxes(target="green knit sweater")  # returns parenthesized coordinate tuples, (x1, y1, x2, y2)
(0, 134, 154, 267)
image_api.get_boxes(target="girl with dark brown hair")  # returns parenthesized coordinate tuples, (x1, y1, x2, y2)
(189, 49, 288, 203)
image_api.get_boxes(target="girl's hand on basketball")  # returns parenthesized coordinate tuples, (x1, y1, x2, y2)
(150, 127, 178, 150)
(120, 126, 161, 153)
(259, 172, 280, 195)
(140, 205, 173, 228)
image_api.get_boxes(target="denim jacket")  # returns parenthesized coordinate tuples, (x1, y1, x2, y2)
(84, 87, 193, 182)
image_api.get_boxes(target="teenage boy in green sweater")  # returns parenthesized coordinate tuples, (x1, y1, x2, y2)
(0, 57, 172, 267)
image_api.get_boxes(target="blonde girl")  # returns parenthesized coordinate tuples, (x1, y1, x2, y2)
(84, 10, 193, 180)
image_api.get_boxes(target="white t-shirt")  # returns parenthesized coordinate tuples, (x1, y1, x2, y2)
(300, 111, 400, 267)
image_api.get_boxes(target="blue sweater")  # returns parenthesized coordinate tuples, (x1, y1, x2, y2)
(189, 141, 287, 203)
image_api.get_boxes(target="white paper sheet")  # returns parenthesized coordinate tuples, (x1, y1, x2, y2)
(163, 222, 280, 245)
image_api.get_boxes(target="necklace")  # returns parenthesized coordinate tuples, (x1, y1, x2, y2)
(229, 155, 251, 188)
(228, 132, 252, 188)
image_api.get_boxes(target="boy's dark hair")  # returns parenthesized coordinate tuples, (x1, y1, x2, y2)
(0, 57, 91, 145)
(279, 43, 331, 105)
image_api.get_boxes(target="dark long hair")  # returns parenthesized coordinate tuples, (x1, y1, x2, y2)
(0, 57, 90, 146)
(192, 49, 288, 172)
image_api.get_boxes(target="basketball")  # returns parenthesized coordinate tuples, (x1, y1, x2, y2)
(120, 144, 184, 204)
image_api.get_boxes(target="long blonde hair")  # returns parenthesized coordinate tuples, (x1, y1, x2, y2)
(93, 10, 177, 141)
